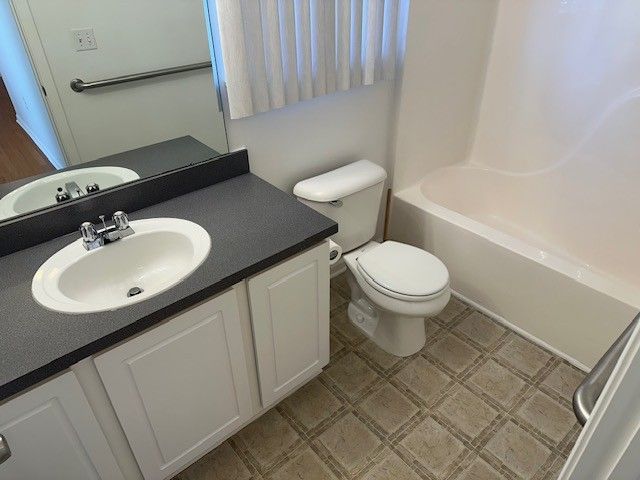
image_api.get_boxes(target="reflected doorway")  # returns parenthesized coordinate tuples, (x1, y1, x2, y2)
(0, 77, 54, 183)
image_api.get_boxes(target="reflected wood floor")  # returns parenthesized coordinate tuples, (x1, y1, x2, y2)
(174, 274, 586, 480)
(0, 78, 53, 184)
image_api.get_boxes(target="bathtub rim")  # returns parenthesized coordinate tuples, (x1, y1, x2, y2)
(394, 181, 640, 311)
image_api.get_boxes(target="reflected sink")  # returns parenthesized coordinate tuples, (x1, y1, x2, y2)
(32, 218, 211, 314)
(0, 166, 140, 219)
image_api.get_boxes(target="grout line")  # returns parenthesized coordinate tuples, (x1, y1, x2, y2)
(176, 281, 585, 480)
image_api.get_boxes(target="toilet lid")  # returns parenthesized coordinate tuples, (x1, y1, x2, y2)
(356, 241, 449, 298)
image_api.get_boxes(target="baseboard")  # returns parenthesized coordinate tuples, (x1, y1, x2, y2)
(15, 114, 62, 168)
(452, 289, 591, 373)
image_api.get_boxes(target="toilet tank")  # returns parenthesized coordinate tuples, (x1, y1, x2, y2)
(293, 160, 387, 252)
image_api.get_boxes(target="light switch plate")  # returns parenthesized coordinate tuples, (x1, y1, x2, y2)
(71, 28, 97, 51)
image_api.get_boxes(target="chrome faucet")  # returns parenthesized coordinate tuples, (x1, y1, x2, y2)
(55, 182, 100, 203)
(80, 211, 134, 251)
(65, 181, 84, 199)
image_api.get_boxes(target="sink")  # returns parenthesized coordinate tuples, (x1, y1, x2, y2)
(0, 166, 140, 219)
(32, 218, 211, 314)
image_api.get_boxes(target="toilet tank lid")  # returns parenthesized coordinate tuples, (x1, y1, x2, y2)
(293, 160, 387, 202)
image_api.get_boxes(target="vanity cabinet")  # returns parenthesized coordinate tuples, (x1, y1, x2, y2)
(248, 242, 330, 407)
(0, 243, 330, 480)
(0, 371, 125, 480)
(94, 289, 252, 480)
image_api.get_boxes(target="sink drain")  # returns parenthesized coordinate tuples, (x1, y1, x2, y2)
(127, 287, 143, 298)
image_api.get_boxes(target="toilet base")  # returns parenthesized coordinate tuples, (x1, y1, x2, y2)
(347, 298, 427, 357)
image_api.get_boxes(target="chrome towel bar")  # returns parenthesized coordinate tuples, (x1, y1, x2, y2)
(573, 311, 640, 425)
(70, 61, 212, 92)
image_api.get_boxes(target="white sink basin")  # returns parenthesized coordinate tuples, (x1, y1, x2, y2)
(32, 218, 211, 314)
(0, 166, 140, 220)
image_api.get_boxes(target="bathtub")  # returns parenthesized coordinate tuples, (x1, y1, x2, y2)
(389, 165, 639, 369)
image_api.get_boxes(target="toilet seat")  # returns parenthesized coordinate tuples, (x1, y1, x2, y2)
(356, 241, 449, 302)
(343, 241, 451, 356)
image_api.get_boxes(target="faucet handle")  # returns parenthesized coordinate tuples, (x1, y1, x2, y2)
(113, 211, 129, 230)
(86, 183, 100, 193)
(80, 222, 98, 242)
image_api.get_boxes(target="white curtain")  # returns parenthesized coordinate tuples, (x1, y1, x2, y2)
(214, 0, 409, 119)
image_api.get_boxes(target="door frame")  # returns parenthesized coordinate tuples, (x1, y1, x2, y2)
(9, 0, 80, 166)
(561, 317, 640, 478)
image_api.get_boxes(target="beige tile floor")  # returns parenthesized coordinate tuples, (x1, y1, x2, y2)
(174, 274, 585, 480)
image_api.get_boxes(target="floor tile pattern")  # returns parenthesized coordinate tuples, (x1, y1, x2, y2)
(174, 275, 585, 480)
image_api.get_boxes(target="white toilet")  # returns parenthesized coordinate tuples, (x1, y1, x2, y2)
(294, 160, 451, 357)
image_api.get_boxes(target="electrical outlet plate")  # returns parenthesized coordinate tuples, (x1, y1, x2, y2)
(71, 28, 97, 51)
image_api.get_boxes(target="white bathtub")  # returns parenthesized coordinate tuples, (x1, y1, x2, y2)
(389, 165, 639, 369)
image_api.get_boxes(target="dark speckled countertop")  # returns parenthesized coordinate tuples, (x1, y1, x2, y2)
(0, 173, 337, 401)
(0, 136, 218, 198)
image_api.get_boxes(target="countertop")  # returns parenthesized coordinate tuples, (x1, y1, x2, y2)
(0, 136, 219, 198)
(0, 173, 337, 401)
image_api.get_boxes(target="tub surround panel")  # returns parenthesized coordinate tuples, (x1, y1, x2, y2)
(0, 173, 337, 401)
(471, 0, 640, 173)
(392, 0, 498, 191)
(0, 149, 249, 257)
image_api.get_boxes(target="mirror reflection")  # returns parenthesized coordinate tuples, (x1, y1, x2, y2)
(0, 0, 228, 221)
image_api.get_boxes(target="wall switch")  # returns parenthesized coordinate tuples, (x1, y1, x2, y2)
(71, 28, 97, 51)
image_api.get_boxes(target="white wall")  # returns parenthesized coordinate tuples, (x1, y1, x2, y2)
(209, 5, 399, 241)
(225, 82, 396, 241)
(15, 0, 227, 165)
(0, 0, 64, 168)
(225, 81, 396, 193)
(223, 0, 498, 221)
(391, 0, 498, 192)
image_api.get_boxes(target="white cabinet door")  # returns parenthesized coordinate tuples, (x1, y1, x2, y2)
(95, 289, 252, 480)
(248, 242, 330, 407)
(0, 371, 125, 480)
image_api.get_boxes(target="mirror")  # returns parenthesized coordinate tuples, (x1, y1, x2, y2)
(0, 0, 227, 222)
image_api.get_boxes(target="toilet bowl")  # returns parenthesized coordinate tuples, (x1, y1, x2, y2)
(293, 159, 450, 357)
(343, 241, 450, 356)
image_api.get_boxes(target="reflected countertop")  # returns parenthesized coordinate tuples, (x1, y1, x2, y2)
(0, 135, 220, 199)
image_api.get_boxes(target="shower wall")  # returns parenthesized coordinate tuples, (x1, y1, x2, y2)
(394, 0, 640, 188)
(470, 0, 640, 173)
(391, 0, 498, 191)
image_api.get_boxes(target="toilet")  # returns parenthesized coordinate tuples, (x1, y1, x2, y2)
(294, 160, 451, 356)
